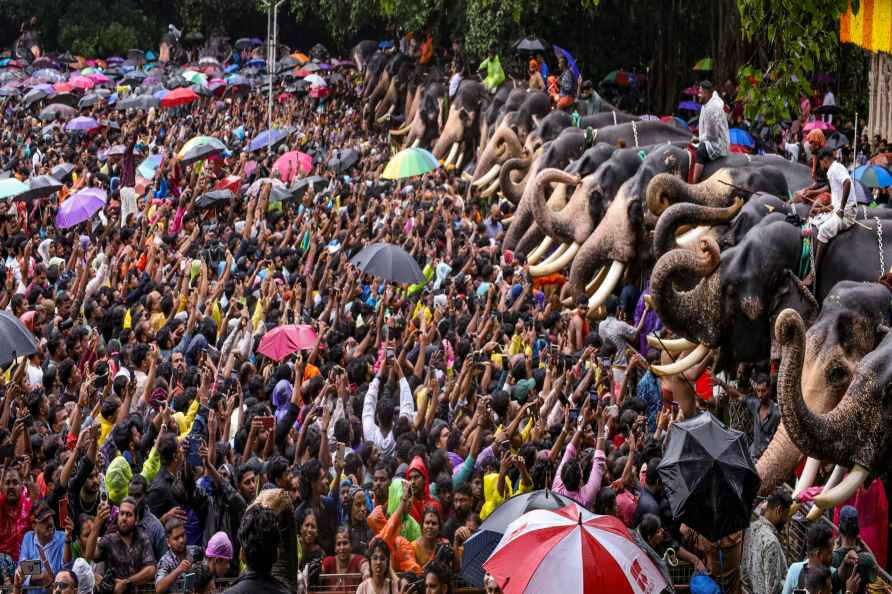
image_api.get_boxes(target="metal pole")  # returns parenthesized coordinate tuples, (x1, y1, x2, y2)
(854, 111, 858, 166)
(268, 0, 285, 155)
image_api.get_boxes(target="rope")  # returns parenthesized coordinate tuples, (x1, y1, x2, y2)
(632, 120, 639, 148)
(798, 234, 812, 280)
(878, 217, 885, 276)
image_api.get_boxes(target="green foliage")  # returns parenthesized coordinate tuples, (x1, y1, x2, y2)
(735, 0, 854, 124)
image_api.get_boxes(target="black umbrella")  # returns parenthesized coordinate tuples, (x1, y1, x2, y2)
(0, 310, 38, 366)
(51, 93, 79, 108)
(825, 131, 850, 151)
(51, 162, 75, 182)
(291, 175, 327, 199)
(814, 104, 843, 116)
(310, 43, 329, 60)
(513, 37, 548, 54)
(195, 189, 235, 208)
(327, 148, 359, 174)
(123, 70, 147, 83)
(184, 32, 205, 45)
(39, 103, 76, 121)
(78, 93, 103, 109)
(459, 489, 592, 587)
(22, 88, 48, 107)
(658, 412, 760, 542)
(234, 38, 255, 50)
(16, 174, 62, 202)
(349, 242, 426, 284)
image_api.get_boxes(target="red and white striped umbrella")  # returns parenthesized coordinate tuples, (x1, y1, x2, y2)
(483, 504, 667, 594)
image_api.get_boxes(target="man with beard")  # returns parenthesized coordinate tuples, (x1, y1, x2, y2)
(718, 372, 780, 462)
(18, 500, 65, 594)
(61, 425, 100, 534)
(740, 488, 792, 594)
(128, 475, 166, 561)
(0, 463, 33, 563)
(85, 497, 156, 594)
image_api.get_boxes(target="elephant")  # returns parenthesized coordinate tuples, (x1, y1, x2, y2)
(503, 122, 691, 254)
(372, 58, 415, 123)
(775, 305, 892, 518)
(756, 281, 892, 497)
(352, 40, 378, 73)
(650, 216, 892, 377)
(389, 81, 447, 149)
(565, 146, 813, 308)
(523, 109, 641, 155)
(528, 144, 658, 274)
(431, 80, 491, 167)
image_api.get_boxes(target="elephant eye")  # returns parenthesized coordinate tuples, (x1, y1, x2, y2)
(827, 364, 850, 386)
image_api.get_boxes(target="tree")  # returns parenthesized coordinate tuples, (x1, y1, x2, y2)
(735, 0, 854, 124)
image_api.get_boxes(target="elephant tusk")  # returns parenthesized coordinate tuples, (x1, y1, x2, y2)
(588, 260, 625, 310)
(481, 177, 501, 197)
(501, 215, 513, 225)
(651, 344, 710, 377)
(389, 122, 412, 136)
(473, 163, 502, 188)
(455, 149, 465, 170)
(375, 105, 395, 124)
(791, 457, 821, 500)
(530, 243, 579, 277)
(585, 266, 608, 295)
(645, 335, 698, 354)
(808, 465, 869, 521)
(527, 236, 554, 265)
(410, 138, 421, 149)
(540, 242, 569, 266)
(461, 171, 474, 183)
(443, 142, 460, 167)
(676, 225, 714, 248)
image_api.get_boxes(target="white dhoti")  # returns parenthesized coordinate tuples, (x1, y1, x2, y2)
(816, 211, 853, 243)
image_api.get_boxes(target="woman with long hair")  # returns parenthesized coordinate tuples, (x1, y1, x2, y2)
(355, 539, 400, 594)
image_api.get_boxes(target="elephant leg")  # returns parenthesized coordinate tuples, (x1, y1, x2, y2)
(504, 201, 534, 251)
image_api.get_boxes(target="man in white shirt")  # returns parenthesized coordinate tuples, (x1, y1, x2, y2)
(692, 81, 730, 183)
(814, 148, 853, 274)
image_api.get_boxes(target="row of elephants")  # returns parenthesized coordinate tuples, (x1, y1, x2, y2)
(352, 42, 892, 520)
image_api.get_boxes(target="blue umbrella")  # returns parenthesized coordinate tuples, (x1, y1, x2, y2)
(678, 100, 701, 111)
(854, 164, 892, 189)
(552, 45, 580, 79)
(153, 89, 169, 100)
(137, 154, 164, 179)
(729, 128, 755, 149)
(248, 128, 289, 153)
(246, 59, 266, 68)
(225, 64, 239, 73)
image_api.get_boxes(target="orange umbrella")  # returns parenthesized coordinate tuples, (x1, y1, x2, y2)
(292, 52, 310, 64)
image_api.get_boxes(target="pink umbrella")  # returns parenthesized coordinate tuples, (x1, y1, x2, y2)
(87, 73, 110, 84)
(53, 82, 73, 94)
(257, 324, 318, 361)
(68, 76, 95, 91)
(272, 151, 312, 182)
(803, 120, 834, 132)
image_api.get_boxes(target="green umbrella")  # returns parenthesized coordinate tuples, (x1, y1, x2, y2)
(693, 57, 714, 71)
(0, 178, 27, 200)
(381, 147, 440, 180)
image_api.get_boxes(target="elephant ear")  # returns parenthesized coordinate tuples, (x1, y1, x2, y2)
(836, 310, 880, 356)
(770, 270, 819, 326)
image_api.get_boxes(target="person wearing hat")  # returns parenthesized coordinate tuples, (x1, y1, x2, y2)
(204, 531, 234, 578)
(17, 500, 65, 594)
(692, 80, 730, 184)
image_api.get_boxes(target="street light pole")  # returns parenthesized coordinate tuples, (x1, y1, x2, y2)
(267, 0, 285, 154)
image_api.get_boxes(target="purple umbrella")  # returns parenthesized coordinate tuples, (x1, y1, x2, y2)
(56, 188, 107, 229)
(552, 45, 580, 79)
(678, 101, 701, 112)
(65, 116, 100, 132)
(316, 63, 332, 70)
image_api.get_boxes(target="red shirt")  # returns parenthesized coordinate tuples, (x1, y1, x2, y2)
(0, 490, 32, 562)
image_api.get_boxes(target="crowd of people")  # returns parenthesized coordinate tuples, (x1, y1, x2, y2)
(0, 25, 885, 594)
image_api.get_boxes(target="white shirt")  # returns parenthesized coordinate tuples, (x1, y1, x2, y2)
(697, 92, 730, 160)
(827, 160, 853, 213)
(362, 376, 415, 457)
(823, 90, 836, 106)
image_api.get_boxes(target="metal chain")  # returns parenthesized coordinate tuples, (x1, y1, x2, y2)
(612, 110, 617, 126)
(632, 120, 639, 148)
(877, 217, 885, 275)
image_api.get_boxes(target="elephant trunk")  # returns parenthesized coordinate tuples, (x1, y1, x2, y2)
(650, 237, 722, 346)
(432, 125, 459, 160)
(499, 157, 531, 204)
(530, 168, 582, 247)
(473, 125, 524, 185)
(653, 199, 743, 257)
(646, 172, 737, 217)
(775, 309, 861, 466)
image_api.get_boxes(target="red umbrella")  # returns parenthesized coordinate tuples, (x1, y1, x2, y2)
(309, 86, 330, 99)
(256, 324, 318, 361)
(294, 69, 312, 77)
(53, 82, 73, 94)
(160, 87, 199, 108)
(272, 151, 312, 182)
(483, 505, 668, 594)
(214, 175, 242, 193)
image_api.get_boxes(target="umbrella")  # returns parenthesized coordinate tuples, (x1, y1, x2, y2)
(814, 104, 842, 116)
(552, 45, 580, 79)
(460, 489, 594, 587)
(349, 242, 426, 284)
(197, 56, 220, 67)
(291, 175, 328, 199)
(77, 93, 103, 108)
(248, 178, 294, 202)
(824, 131, 849, 151)
(302, 73, 326, 86)
(272, 151, 312, 182)
(729, 128, 755, 149)
(178, 136, 227, 164)
(678, 100, 701, 112)
(0, 310, 38, 366)
(234, 38, 257, 50)
(0, 178, 27, 200)
(302, 62, 321, 73)
(854, 164, 892, 189)
(184, 32, 204, 44)
(137, 153, 164, 179)
(693, 57, 714, 71)
(39, 103, 76, 121)
(310, 43, 329, 59)
(123, 70, 147, 83)
(116, 94, 160, 111)
(327, 148, 359, 173)
(483, 505, 668, 594)
(803, 120, 834, 132)
(309, 86, 330, 99)
(381, 147, 440, 180)
(56, 187, 107, 228)
(194, 189, 235, 209)
(17, 175, 62, 202)
(88, 73, 111, 84)
(21, 87, 48, 106)
(181, 70, 207, 86)
(601, 70, 630, 88)
(513, 37, 548, 54)
(257, 324, 318, 361)
(658, 412, 760, 542)
(160, 87, 199, 108)
(682, 85, 700, 96)
(639, 114, 660, 121)
(51, 163, 75, 182)
(65, 116, 100, 132)
(248, 128, 290, 153)
(51, 93, 79, 108)
(106, 144, 127, 158)
(68, 75, 95, 91)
